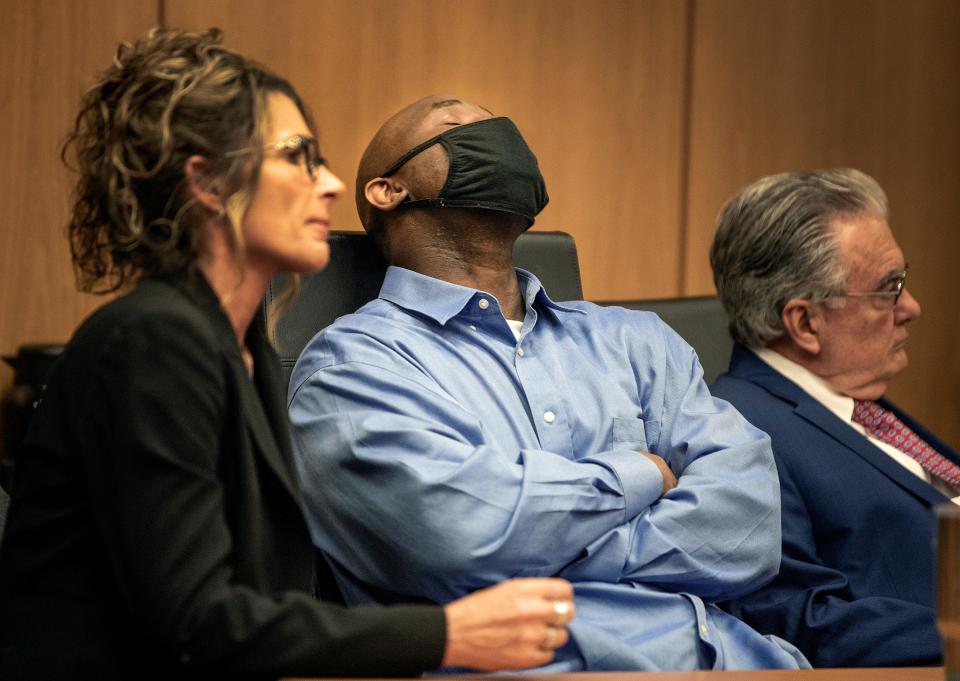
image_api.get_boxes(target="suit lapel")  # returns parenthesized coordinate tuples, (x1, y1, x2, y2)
(729, 345, 949, 506)
(228, 314, 303, 504)
(792, 399, 947, 505)
(171, 273, 303, 504)
(245, 311, 304, 504)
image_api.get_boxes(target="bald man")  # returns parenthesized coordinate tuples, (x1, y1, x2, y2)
(287, 96, 808, 672)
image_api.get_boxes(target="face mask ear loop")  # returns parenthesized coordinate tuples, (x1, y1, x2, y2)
(380, 118, 504, 177)
(435, 136, 458, 199)
(380, 133, 445, 177)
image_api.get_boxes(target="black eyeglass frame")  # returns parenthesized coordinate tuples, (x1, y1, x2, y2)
(838, 263, 909, 308)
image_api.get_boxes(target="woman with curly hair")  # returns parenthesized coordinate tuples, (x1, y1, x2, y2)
(0, 27, 573, 680)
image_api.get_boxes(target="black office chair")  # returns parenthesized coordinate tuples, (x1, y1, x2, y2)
(265, 230, 584, 385)
(596, 295, 733, 384)
(0, 485, 8, 545)
(266, 229, 732, 385)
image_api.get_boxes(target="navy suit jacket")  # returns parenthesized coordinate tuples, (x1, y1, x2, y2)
(711, 344, 952, 668)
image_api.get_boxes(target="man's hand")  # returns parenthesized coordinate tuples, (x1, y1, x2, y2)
(641, 452, 678, 497)
(441, 578, 575, 670)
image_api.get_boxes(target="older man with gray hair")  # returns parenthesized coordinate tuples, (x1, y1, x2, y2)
(710, 168, 957, 668)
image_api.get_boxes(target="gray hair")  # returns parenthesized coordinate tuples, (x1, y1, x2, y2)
(710, 168, 889, 348)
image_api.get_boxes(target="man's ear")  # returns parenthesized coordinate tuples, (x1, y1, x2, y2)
(780, 298, 823, 355)
(184, 155, 224, 214)
(364, 176, 408, 212)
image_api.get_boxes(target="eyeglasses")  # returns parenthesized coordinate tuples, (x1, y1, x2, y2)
(226, 134, 326, 181)
(838, 264, 909, 308)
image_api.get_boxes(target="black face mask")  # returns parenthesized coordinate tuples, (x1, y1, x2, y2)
(380, 117, 549, 227)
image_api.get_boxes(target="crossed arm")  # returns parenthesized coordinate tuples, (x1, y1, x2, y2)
(289, 321, 781, 606)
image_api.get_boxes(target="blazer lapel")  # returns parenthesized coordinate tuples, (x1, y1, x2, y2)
(730, 345, 949, 506)
(172, 273, 303, 504)
(232, 316, 303, 504)
(792, 399, 947, 505)
(245, 311, 304, 504)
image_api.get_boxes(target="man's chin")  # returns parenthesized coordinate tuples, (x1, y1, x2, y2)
(890, 349, 909, 373)
(855, 358, 909, 401)
(844, 372, 897, 401)
(849, 386, 888, 402)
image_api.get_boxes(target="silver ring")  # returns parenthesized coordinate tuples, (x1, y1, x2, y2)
(552, 600, 571, 623)
(542, 624, 560, 650)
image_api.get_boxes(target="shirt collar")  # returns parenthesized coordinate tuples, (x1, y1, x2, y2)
(754, 346, 856, 422)
(515, 268, 584, 316)
(378, 265, 582, 325)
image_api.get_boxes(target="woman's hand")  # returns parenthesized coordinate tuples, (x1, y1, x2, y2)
(440, 578, 575, 670)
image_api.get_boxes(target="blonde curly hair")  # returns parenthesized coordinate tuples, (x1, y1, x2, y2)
(64, 26, 316, 294)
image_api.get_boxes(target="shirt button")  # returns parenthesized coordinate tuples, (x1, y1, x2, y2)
(700, 624, 708, 636)
(516, 347, 525, 356)
(543, 410, 556, 423)
(469, 325, 477, 331)
(478, 298, 490, 310)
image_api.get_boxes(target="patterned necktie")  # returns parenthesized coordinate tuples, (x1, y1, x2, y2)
(852, 400, 960, 487)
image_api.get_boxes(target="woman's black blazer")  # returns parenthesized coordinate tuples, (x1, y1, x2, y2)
(0, 274, 444, 680)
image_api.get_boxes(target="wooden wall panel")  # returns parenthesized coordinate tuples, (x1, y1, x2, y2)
(685, 0, 960, 447)
(0, 0, 157, 391)
(165, 0, 690, 301)
(4, 0, 957, 447)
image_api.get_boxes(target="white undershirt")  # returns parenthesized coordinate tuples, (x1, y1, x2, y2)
(754, 347, 960, 505)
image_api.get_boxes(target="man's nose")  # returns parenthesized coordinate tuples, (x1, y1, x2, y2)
(895, 287, 921, 322)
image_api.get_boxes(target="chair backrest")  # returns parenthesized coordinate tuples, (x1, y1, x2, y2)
(267, 230, 732, 386)
(596, 296, 733, 384)
(0, 484, 9, 546)
(266, 230, 583, 384)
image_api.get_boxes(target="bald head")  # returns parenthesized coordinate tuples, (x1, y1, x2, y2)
(355, 95, 494, 235)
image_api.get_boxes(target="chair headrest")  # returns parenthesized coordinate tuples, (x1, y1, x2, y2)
(266, 230, 583, 385)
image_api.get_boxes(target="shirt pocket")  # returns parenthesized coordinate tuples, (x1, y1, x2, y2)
(611, 415, 660, 453)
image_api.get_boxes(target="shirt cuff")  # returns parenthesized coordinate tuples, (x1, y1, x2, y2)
(596, 449, 664, 520)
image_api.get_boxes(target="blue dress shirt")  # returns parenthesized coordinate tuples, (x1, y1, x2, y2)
(288, 266, 808, 671)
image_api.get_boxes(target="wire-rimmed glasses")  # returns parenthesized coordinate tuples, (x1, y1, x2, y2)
(838, 264, 909, 308)
(226, 134, 326, 181)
